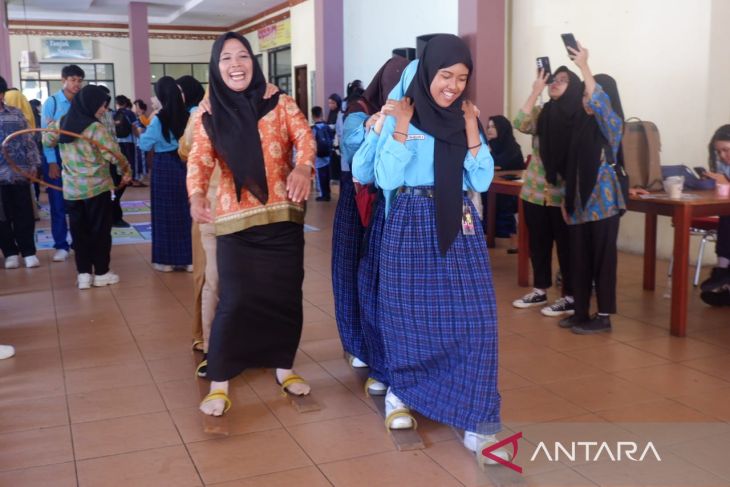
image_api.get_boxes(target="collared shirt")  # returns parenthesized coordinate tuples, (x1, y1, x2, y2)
(138, 115, 179, 153)
(41, 89, 73, 164)
(0, 104, 41, 184)
(43, 120, 131, 201)
(341, 111, 368, 174)
(513, 106, 565, 207)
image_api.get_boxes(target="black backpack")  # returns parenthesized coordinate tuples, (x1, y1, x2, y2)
(313, 123, 333, 158)
(114, 110, 133, 138)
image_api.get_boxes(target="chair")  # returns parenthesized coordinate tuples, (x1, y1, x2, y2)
(667, 216, 720, 286)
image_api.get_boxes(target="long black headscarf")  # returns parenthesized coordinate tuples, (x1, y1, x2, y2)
(565, 74, 624, 214)
(155, 76, 188, 143)
(203, 32, 280, 204)
(536, 66, 582, 185)
(404, 34, 475, 255)
(488, 115, 524, 170)
(59, 85, 108, 143)
(176, 75, 205, 111)
(345, 56, 410, 119)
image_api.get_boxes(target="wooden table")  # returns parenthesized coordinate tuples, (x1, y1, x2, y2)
(627, 191, 730, 337)
(485, 170, 530, 287)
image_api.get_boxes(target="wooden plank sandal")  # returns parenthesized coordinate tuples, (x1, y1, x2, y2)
(383, 407, 424, 451)
(192, 349, 228, 435)
(277, 373, 320, 413)
(200, 389, 231, 415)
(192, 339, 204, 353)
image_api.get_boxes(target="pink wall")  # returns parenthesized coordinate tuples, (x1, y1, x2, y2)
(129, 2, 152, 105)
(314, 0, 343, 109)
(0, 0, 12, 84)
(459, 0, 505, 118)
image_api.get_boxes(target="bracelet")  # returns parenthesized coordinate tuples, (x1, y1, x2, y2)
(393, 131, 408, 137)
(468, 142, 482, 150)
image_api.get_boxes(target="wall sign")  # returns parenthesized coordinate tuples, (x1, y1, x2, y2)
(41, 39, 93, 60)
(257, 19, 291, 50)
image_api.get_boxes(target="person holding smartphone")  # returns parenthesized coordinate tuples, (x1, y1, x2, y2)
(699, 125, 730, 305)
(559, 43, 626, 333)
(511, 64, 582, 317)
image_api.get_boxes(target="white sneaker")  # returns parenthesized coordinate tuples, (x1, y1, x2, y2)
(24, 255, 40, 268)
(52, 249, 69, 262)
(153, 263, 174, 272)
(77, 273, 92, 290)
(93, 271, 120, 287)
(384, 388, 414, 429)
(4, 255, 20, 269)
(464, 431, 513, 464)
(0, 344, 16, 360)
(512, 289, 548, 309)
(540, 297, 575, 317)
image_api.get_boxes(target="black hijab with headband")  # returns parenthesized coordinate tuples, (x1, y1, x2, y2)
(536, 66, 582, 185)
(345, 56, 410, 119)
(155, 76, 188, 143)
(176, 75, 205, 111)
(59, 85, 109, 143)
(565, 73, 624, 214)
(203, 32, 280, 204)
(404, 34, 477, 255)
(488, 115, 524, 170)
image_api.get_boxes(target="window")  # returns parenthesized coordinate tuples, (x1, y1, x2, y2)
(18, 62, 115, 103)
(150, 63, 208, 93)
(268, 47, 291, 94)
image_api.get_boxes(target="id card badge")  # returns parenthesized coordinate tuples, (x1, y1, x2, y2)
(462, 203, 476, 236)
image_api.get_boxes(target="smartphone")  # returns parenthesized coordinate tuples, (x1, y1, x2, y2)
(536, 56, 553, 83)
(694, 166, 708, 178)
(561, 33, 578, 55)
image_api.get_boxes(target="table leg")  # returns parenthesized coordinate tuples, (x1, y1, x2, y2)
(517, 198, 529, 287)
(670, 205, 691, 337)
(486, 190, 496, 248)
(643, 212, 657, 291)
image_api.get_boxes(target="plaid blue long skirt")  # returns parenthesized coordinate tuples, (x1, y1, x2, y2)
(378, 189, 501, 433)
(150, 151, 192, 266)
(331, 172, 367, 361)
(357, 197, 388, 384)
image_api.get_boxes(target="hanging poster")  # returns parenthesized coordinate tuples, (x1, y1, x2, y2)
(257, 19, 291, 50)
(41, 39, 93, 60)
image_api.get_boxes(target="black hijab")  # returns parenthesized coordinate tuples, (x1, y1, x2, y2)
(536, 66, 582, 185)
(488, 115, 524, 170)
(345, 56, 410, 119)
(203, 32, 280, 204)
(155, 76, 188, 143)
(59, 85, 108, 144)
(327, 93, 342, 125)
(404, 34, 475, 255)
(177, 75, 205, 111)
(565, 74, 624, 214)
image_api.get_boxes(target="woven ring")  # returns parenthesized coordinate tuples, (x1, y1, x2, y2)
(1, 127, 129, 192)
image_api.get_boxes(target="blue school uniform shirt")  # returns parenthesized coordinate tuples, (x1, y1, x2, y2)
(137, 115, 179, 152)
(566, 83, 626, 225)
(372, 60, 494, 214)
(341, 112, 368, 175)
(41, 90, 72, 164)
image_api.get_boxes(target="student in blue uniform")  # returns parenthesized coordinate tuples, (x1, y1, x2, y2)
(138, 76, 192, 272)
(372, 34, 507, 462)
(334, 55, 409, 396)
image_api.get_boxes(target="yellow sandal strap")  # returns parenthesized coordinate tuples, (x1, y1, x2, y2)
(192, 339, 204, 351)
(364, 377, 378, 397)
(196, 359, 207, 374)
(384, 408, 418, 430)
(280, 374, 307, 396)
(201, 389, 231, 413)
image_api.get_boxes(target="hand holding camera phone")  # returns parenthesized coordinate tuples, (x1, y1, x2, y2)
(536, 56, 553, 83)
(561, 33, 578, 56)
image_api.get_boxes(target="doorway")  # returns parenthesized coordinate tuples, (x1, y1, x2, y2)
(294, 65, 308, 117)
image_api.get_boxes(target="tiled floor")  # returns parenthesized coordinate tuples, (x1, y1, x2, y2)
(1, 187, 729, 486)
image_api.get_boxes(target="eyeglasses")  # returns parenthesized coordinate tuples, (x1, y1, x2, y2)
(551, 77, 569, 85)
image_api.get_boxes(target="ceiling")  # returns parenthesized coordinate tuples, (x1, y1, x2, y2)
(6, 0, 284, 27)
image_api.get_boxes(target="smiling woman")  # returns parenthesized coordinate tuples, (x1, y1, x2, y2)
(186, 31, 316, 418)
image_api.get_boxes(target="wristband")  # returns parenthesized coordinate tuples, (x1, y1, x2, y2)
(393, 131, 408, 137)
(468, 143, 482, 150)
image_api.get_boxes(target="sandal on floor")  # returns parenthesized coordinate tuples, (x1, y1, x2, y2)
(200, 389, 231, 415)
(364, 377, 387, 397)
(276, 373, 311, 397)
(192, 339, 204, 352)
(384, 408, 418, 431)
(196, 358, 208, 378)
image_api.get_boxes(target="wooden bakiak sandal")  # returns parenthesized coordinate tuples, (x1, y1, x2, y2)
(276, 373, 320, 413)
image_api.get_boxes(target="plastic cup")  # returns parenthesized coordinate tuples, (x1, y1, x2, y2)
(716, 183, 730, 198)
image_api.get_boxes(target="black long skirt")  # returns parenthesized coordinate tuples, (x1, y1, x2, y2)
(207, 222, 305, 382)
